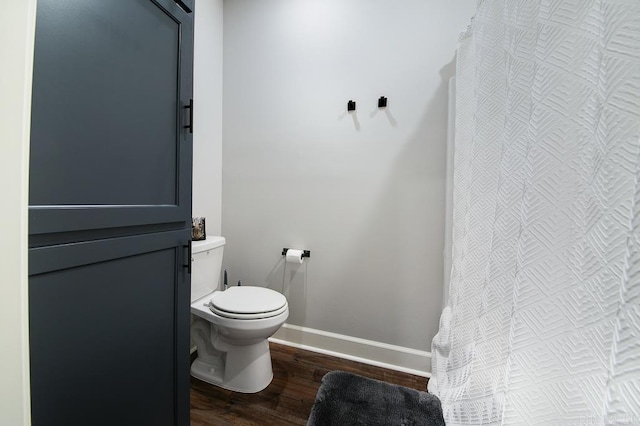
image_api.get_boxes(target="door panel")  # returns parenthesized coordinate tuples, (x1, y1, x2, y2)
(29, 231, 191, 425)
(29, 0, 194, 235)
(30, 0, 179, 206)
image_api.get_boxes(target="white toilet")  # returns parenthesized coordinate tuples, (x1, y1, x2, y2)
(189, 236, 289, 393)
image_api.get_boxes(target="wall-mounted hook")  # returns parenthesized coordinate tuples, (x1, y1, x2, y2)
(378, 96, 388, 108)
(347, 100, 356, 112)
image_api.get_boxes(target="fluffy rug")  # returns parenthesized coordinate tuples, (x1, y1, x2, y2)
(306, 371, 445, 426)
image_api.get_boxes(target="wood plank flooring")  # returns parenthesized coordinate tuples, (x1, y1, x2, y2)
(190, 342, 429, 426)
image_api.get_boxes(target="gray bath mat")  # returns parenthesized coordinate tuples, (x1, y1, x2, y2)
(306, 371, 445, 426)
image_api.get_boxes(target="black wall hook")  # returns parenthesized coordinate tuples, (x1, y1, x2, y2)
(347, 100, 356, 112)
(378, 96, 388, 108)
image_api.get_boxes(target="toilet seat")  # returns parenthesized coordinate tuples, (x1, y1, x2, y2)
(209, 286, 287, 320)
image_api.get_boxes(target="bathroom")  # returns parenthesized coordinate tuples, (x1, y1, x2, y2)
(4, 0, 640, 425)
(191, 0, 475, 376)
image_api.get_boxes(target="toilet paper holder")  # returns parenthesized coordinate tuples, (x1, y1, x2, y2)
(281, 248, 311, 258)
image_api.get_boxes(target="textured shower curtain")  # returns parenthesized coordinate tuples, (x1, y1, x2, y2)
(430, 1, 640, 424)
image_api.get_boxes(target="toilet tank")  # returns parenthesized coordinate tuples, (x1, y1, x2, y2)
(191, 236, 226, 302)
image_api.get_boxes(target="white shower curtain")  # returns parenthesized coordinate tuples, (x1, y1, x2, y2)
(430, 1, 640, 424)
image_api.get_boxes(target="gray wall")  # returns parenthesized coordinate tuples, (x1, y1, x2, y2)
(221, 0, 476, 351)
(193, 0, 224, 235)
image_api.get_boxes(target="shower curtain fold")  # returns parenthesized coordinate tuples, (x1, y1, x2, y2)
(430, 1, 640, 424)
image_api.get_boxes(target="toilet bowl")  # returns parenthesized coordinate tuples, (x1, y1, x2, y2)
(189, 237, 288, 393)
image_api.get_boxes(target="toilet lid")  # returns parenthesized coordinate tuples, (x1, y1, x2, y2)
(209, 286, 287, 315)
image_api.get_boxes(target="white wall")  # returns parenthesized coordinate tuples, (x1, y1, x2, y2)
(222, 0, 476, 353)
(0, 0, 36, 423)
(193, 0, 224, 235)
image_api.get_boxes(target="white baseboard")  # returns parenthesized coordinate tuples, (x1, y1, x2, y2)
(269, 323, 431, 378)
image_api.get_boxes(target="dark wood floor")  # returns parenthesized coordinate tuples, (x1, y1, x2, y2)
(190, 342, 429, 426)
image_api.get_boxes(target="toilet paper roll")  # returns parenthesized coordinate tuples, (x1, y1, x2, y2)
(285, 249, 304, 264)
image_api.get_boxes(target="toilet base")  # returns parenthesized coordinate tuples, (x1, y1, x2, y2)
(190, 339, 274, 393)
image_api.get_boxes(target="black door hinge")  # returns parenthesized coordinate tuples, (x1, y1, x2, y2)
(183, 240, 192, 274)
(184, 99, 193, 134)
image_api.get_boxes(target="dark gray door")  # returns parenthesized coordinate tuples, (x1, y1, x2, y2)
(28, 0, 194, 425)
